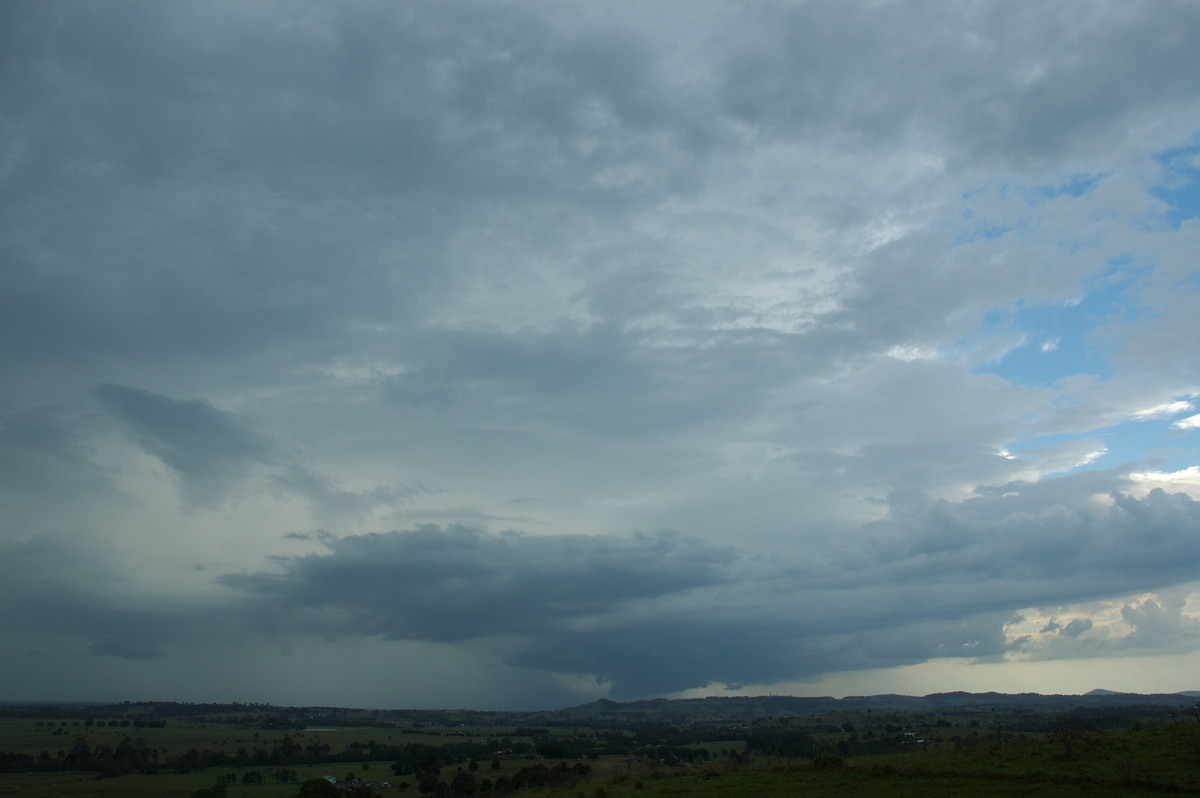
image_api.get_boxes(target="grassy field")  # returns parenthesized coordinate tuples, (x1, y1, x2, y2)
(591, 721, 1200, 798)
(9, 736, 1197, 798)
(0, 762, 383, 798)
(2, 705, 1197, 798)
(0, 719, 447, 757)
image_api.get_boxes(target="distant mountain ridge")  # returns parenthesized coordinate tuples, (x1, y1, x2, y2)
(4, 690, 1197, 726)
(529, 690, 1200, 723)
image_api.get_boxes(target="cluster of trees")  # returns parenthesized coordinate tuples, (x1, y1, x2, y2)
(0, 733, 367, 776)
(32, 717, 167, 729)
(744, 728, 816, 759)
(213, 768, 297, 784)
(495, 762, 592, 793)
(396, 761, 595, 797)
(187, 771, 299, 798)
(0, 735, 158, 777)
(1, 733, 599, 778)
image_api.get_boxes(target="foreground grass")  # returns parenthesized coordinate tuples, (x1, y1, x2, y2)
(585, 721, 1200, 798)
(0, 762, 375, 798)
(0, 718, 425, 759)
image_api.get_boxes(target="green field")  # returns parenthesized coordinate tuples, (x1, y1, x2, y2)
(588, 721, 1200, 797)
(2, 700, 1197, 797)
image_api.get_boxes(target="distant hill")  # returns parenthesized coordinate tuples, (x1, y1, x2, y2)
(525, 690, 1200, 724)
(4, 690, 1196, 726)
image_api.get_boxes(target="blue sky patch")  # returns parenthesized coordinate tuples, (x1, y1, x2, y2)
(972, 265, 1150, 386)
(1008, 411, 1198, 478)
(1151, 145, 1200, 230)
(953, 173, 1105, 246)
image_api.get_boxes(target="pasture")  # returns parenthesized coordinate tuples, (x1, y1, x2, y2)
(2, 700, 1198, 797)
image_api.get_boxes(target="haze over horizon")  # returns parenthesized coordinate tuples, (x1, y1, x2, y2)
(3, 0, 1200, 711)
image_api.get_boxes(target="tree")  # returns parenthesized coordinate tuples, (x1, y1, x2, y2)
(417, 771, 440, 795)
(297, 777, 340, 798)
(1049, 715, 1089, 758)
(450, 771, 477, 796)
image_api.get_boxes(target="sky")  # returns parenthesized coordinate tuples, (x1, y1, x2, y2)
(2, 0, 1200, 711)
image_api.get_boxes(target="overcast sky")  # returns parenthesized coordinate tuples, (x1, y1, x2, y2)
(3, 0, 1200, 710)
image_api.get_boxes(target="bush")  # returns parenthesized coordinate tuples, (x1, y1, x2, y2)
(812, 754, 844, 771)
(297, 777, 340, 797)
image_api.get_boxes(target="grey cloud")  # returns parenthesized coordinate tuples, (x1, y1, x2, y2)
(511, 622, 809, 699)
(282, 531, 319, 541)
(3, 0, 1199, 705)
(215, 482, 1200, 697)
(4, 477, 1197, 698)
(0, 1, 708, 395)
(88, 638, 166, 660)
(375, 322, 805, 448)
(95, 383, 274, 507)
(4, 1, 694, 196)
(219, 525, 809, 697)
(220, 526, 739, 643)
(1018, 594, 1198, 664)
(5, 0, 1191, 399)
(0, 407, 128, 532)
(858, 481, 1200, 594)
(94, 384, 409, 516)
(1119, 595, 1200, 650)
(719, 0, 1200, 171)
(1062, 618, 1093, 638)
(0, 533, 208, 661)
(380, 327, 701, 436)
(509, 610, 1020, 699)
(272, 465, 420, 524)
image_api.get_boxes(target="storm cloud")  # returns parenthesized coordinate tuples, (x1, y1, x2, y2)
(209, 481, 1200, 697)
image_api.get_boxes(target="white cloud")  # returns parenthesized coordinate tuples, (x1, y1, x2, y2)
(1130, 466, 1200, 498)
(1136, 400, 1195, 419)
(885, 344, 941, 362)
(1174, 413, 1200, 430)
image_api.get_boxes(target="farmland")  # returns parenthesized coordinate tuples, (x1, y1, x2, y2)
(1, 694, 1197, 797)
